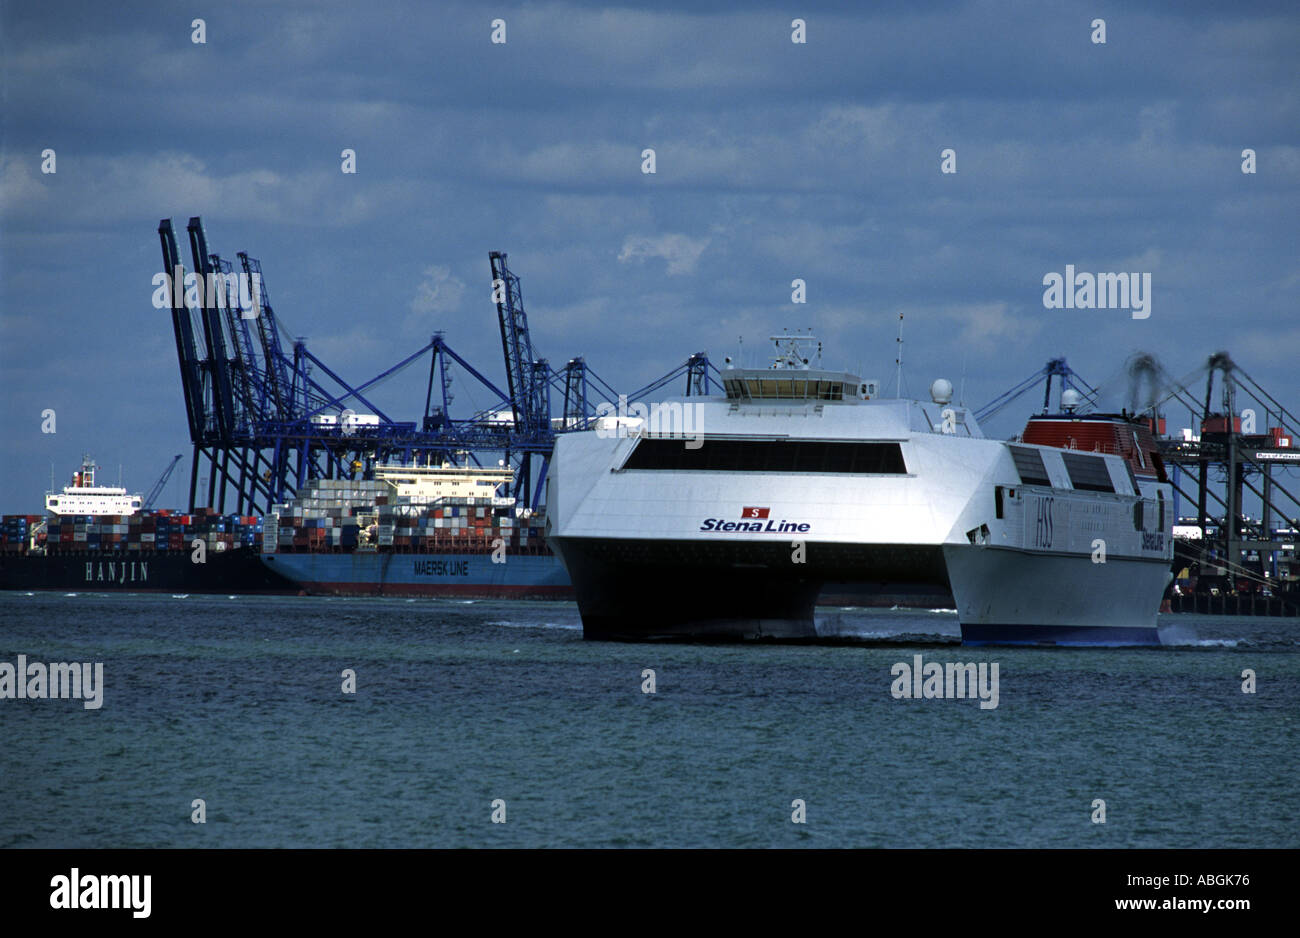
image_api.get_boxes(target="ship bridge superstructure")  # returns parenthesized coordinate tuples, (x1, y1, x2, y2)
(720, 334, 873, 404)
(45, 456, 143, 517)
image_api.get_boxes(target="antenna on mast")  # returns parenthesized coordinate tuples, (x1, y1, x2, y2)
(894, 313, 904, 398)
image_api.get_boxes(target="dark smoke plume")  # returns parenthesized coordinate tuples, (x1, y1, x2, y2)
(1125, 352, 1162, 414)
(1207, 351, 1235, 374)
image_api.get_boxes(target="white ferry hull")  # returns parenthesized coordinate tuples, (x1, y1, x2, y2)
(553, 535, 1172, 645)
(547, 343, 1176, 648)
(943, 544, 1171, 646)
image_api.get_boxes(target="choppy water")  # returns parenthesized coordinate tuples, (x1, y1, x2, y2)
(1, 592, 1297, 848)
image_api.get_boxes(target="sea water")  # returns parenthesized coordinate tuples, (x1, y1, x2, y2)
(1, 592, 1296, 848)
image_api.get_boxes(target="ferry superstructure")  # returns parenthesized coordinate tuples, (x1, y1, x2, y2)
(546, 335, 1175, 646)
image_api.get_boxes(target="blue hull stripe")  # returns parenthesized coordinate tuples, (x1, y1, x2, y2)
(961, 623, 1161, 647)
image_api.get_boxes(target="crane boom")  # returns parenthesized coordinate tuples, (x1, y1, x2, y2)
(144, 454, 184, 509)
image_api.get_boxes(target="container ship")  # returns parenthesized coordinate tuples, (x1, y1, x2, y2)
(256, 461, 571, 599)
(547, 334, 1176, 646)
(255, 461, 952, 603)
(0, 457, 297, 594)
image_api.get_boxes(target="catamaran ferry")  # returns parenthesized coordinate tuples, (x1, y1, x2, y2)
(546, 335, 1174, 646)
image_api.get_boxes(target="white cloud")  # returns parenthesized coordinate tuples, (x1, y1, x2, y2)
(1137, 103, 1177, 149)
(809, 104, 901, 153)
(927, 302, 1041, 354)
(0, 151, 415, 228)
(617, 233, 709, 275)
(409, 265, 466, 315)
(0, 158, 51, 214)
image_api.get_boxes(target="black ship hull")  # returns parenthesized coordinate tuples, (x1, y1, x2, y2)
(551, 536, 950, 641)
(0, 549, 299, 594)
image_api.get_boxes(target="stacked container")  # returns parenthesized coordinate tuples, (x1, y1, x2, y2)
(5, 510, 264, 556)
(261, 477, 550, 557)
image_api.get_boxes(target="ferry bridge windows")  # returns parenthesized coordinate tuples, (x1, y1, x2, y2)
(724, 377, 846, 401)
(622, 439, 907, 474)
(1061, 453, 1115, 493)
(1009, 446, 1051, 486)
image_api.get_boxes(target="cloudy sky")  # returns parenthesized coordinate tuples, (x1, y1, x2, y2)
(1, 0, 1297, 512)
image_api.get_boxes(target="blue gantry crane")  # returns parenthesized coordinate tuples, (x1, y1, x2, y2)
(491, 250, 553, 509)
(158, 218, 720, 515)
(974, 357, 1100, 425)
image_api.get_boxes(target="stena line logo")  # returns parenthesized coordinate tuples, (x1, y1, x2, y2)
(700, 508, 810, 534)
